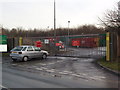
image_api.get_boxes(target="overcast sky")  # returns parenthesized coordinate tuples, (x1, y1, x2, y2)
(0, 0, 119, 29)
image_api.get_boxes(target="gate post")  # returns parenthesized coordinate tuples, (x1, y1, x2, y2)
(19, 37, 22, 46)
(106, 32, 110, 61)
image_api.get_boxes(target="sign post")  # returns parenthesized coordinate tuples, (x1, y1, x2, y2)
(44, 39, 49, 44)
(72, 40, 80, 47)
(0, 35, 7, 52)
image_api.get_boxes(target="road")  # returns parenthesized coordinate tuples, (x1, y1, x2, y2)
(2, 56, 120, 89)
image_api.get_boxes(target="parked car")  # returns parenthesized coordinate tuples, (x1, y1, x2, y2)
(10, 45, 49, 62)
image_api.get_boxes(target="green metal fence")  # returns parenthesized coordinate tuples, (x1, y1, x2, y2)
(7, 34, 106, 59)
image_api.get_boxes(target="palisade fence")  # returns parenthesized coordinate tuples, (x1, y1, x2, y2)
(7, 37, 19, 51)
(7, 34, 107, 59)
(56, 34, 106, 58)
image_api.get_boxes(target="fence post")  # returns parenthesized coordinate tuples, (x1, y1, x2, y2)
(106, 32, 110, 61)
(19, 37, 22, 46)
(110, 32, 114, 61)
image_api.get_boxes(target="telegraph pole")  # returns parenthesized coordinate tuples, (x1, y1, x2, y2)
(54, 0, 56, 38)
(54, 0, 57, 56)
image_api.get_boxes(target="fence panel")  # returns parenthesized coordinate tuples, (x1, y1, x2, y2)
(7, 34, 106, 58)
(7, 38, 14, 52)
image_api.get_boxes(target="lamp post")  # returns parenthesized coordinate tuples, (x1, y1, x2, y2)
(68, 21, 70, 46)
(47, 26, 49, 37)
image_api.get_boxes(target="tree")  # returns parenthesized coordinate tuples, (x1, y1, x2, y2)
(99, 2, 120, 32)
(99, 1, 120, 59)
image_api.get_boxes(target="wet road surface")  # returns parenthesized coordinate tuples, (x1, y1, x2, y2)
(2, 56, 120, 88)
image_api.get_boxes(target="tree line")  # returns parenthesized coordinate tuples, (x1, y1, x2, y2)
(1, 25, 105, 37)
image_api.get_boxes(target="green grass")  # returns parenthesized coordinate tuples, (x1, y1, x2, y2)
(99, 58, 120, 72)
(1, 52, 10, 57)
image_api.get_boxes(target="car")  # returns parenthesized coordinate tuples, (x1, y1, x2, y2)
(10, 45, 49, 62)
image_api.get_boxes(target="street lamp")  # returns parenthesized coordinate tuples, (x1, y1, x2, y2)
(47, 26, 49, 37)
(68, 21, 70, 36)
(68, 21, 70, 46)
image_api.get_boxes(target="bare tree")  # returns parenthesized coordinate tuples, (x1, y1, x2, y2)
(99, 1, 120, 59)
(1, 25, 105, 37)
(99, 2, 120, 32)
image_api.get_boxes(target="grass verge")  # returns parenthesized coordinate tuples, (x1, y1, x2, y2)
(1, 52, 10, 57)
(98, 58, 120, 72)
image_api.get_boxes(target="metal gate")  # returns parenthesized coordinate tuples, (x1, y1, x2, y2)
(7, 34, 106, 59)
(54, 34, 106, 59)
(7, 38, 15, 52)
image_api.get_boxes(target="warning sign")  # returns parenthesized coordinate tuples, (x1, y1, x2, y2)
(56, 43, 62, 46)
(72, 40, 80, 46)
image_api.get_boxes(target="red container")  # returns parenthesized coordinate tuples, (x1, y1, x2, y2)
(71, 37, 97, 48)
(80, 38, 97, 48)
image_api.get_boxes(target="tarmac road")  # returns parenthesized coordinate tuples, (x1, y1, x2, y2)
(2, 56, 120, 88)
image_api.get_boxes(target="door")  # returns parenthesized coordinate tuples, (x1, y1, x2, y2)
(33, 46, 42, 58)
(26, 46, 35, 58)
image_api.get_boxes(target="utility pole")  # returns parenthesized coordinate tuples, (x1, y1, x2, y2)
(54, 0, 57, 56)
(54, 0, 56, 38)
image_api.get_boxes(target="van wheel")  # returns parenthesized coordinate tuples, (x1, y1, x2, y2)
(42, 54, 47, 59)
(23, 56, 28, 62)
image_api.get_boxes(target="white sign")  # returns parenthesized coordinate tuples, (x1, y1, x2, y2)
(44, 39, 49, 44)
(0, 45, 7, 52)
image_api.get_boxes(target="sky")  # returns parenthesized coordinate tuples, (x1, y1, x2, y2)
(0, 0, 119, 30)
